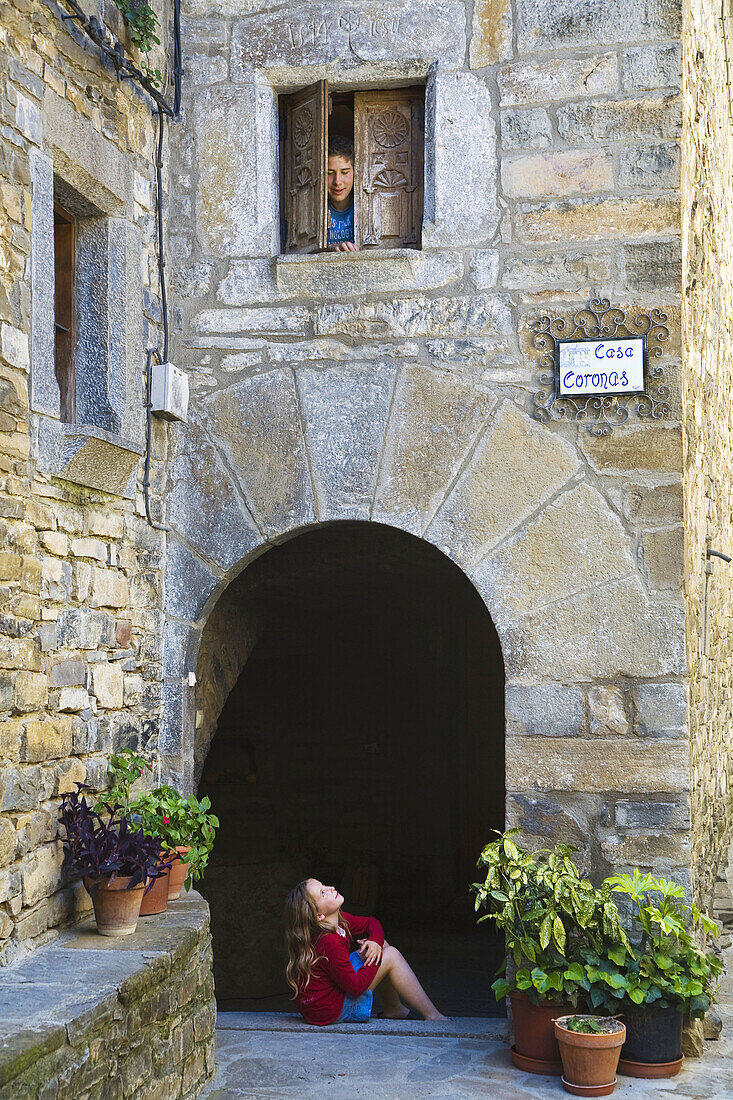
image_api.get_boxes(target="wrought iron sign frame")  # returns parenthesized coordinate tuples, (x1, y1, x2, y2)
(532, 298, 671, 436)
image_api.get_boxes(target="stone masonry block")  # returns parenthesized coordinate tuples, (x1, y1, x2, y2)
(634, 681, 687, 737)
(373, 366, 497, 535)
(427, 401, 580, 568)
(500, 108, 553, 150)
(92, 662, 124, 709)
(621, 43, 682, 91)
(507, 736, 688, 794)
(506, 683, 584, 737)
(623, 240, 681, 293)
(499, 54, 618, 106)
(639, 527, 684, 591)
(49, 658, 86, 689)
(1, 323, 30, 372)
(588, 686, 629, 736)
(614, 799, 688, 829)
(473, 483, 634, 619)
(516, 0, 681, 53)
(509, 576, 684, 680)
(297, 364, 396, 522)
(23, 715, 74, 762)
(201, 368, 315, 539)
(13, 671, 48, 713)
(88, 568, 129, 609)
(557, 97, 682, 143)
(619, 143, 680, 190)
(581, 427, 682, 476)
(21, 841, 65, 907)
(0, 765, 43, 811)
(502, 151, 613, 199)
(515, 196, 679, 243)
(470, 0, 512, 67)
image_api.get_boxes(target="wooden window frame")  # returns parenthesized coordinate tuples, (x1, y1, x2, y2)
(279, 82, 424, 255)
(53, 202, 76, 424)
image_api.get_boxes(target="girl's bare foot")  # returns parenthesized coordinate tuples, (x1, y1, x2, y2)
(380, 1004, 410, 1020)
(424, 1012, 450, 1021)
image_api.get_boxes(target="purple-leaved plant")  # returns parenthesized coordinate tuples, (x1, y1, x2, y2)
(59, 785, 169, 895)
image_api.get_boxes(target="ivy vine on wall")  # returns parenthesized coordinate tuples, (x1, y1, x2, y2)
(113, 0, 162, 84)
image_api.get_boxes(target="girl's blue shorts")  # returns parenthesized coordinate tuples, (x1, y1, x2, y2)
(335, 950, 373, 1023)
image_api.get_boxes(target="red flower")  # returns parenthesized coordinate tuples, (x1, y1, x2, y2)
(139, 766, 145, 775)
(163, 816, 170, 825)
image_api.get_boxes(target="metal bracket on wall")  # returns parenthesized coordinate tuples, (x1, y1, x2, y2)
(531, 297, 671, 436)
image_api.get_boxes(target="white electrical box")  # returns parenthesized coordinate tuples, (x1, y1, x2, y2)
(150, 361, 189, 422)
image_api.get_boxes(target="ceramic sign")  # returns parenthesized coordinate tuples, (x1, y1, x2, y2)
(557, 336, 646, 397)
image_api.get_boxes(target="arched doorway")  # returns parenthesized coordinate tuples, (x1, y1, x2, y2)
(197, 522, 505, 1016)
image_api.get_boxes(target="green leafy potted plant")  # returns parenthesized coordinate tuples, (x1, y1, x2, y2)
(604, 869, 723, 1079)
(553, 1015, 626, 1096)
(59, 787, 166, 936)
(473, 830, 631, 1076)
(129, 785, 219, 900)
(99, 750, 172, 914)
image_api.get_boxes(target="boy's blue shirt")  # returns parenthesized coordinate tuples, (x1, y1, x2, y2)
(328, 201, 354, 243)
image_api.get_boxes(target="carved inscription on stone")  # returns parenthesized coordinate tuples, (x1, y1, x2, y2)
(232, 2, 466, 71)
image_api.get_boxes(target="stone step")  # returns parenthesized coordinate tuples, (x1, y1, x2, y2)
(216, 1010, 508, 1041)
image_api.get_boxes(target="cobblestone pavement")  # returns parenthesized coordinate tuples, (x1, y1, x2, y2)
(201, 996, 733, 1100)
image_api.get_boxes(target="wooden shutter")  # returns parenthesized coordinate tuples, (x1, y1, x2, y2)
(54, 204, 76, 423)
(354, 88, 424, 250)
(280, 80, 328, 254)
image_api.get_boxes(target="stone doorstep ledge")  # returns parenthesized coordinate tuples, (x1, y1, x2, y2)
(0, 892, 215, 1099)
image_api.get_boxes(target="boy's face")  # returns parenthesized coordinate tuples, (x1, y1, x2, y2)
(327, 155, 354, 210)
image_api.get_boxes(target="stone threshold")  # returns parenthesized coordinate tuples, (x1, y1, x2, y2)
(216, 1010, 508, 1041)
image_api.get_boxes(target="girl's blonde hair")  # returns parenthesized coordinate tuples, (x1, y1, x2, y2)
(284, 879, 347, 996)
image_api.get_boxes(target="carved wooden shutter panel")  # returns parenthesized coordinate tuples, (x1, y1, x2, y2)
(280, 80, 328, 254)
(354, 88, 424, 250)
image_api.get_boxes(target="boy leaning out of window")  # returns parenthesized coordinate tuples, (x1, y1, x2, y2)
(327, 136, 360, 252)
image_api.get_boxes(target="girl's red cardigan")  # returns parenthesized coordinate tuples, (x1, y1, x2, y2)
(295, 910, 385, 1025)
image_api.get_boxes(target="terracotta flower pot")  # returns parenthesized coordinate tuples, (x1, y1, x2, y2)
(510, 991, 573, 1075)
(554, 1016, 626, 1097)
(167, 846, 191, 901)
(84, 875, 146, 936)
(139, 861, 171, 915)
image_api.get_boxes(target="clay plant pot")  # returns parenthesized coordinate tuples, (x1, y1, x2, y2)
(139, 861, 171, 915)
(554, 1016, 626, 1097)
(84, 875, 146, 936)
(167, 846, 191, 901)
(510, 991, 573, 1075)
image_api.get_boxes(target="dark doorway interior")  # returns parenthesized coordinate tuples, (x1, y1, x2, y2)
(198, 523, 505, 1017)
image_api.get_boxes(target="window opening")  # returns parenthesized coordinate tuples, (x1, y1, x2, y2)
(54, 203, 76, 423)
(279, 83, 424, 255)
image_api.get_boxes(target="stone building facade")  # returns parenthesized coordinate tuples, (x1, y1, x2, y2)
(0, 0, 732, 1054)
(0, 0, 169, 963)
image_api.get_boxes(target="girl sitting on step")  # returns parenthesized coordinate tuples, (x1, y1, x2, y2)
(284, 878, 447, 1026)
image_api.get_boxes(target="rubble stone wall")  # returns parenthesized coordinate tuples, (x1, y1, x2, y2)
(0, 0, 170, 963)
(682, 1, 733, 911)
(0, 894, 215, 1100)
(165, 0, 692, 884)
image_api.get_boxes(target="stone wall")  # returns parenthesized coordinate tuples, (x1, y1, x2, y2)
(0, 893, 215, 1099)
(0, 0, 170, 962)
(682, 1, 733, 911)
(164, 0, 692, 887)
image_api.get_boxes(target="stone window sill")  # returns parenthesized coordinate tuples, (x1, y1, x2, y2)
(35, 418, 143, 497)
(274, 247, 425, 296)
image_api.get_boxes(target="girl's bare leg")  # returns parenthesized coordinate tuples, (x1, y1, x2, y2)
(368, 945, 447, 1021)
(378, 974, 409, 1019)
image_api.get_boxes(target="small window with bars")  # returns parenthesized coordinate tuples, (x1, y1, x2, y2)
(279, 82, 424, 254)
